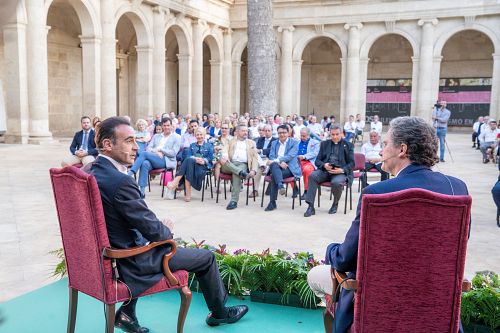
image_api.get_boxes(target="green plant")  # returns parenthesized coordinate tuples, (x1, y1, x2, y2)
(461, 271, 500, 332)
(49, 248, 67, 278)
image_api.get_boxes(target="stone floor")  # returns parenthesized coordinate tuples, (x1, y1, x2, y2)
(0, 133, 499, 302)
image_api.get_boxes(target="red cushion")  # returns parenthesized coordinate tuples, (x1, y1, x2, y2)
(149, 168, 166, 175)
(264, 175, 296, 183)
(219, 173, 233, 181)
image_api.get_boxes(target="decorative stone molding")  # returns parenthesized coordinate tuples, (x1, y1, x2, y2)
(209, 60, 222, 66)
(433, 55, 443, 62)
(417, 18, 438, 26)
(293, 60, 304, 66)
(135, 45, 153, 53)
(464, 15, 476, 28)
(314, 24, 324, 34)
(177, 53, 192, 61)
(344, 23, 363, 30)
(278, 25, 295, 33)
(79, 35, 101, 44)
(385, 20, 396, 32)
(493, 53, 500, 61)
(130, 0, 142, 10)
(224, 28, 233, 36)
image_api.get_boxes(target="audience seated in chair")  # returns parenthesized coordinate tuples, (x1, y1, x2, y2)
(343, 115, 356, 142)
(134, 119, 151, 153)
(61, 116, 98, 167)
(219, 124, 260, 210)
(129, 118, 180, 198)
(263, 125, 302, 212)
(89, 117, 248, 332)
(212, 122, 233, 184)
(360, 131, 389, 187)
(369, 115, 383, 136)
(297, 127, 320, 200)
(307, 116, 470, 333)
(167, 127, 213, 202)
(252, 124, 277, 198)
(178, 119, 199, 162)
(303, 124, 354, 217)
(479, 119, 499, 163)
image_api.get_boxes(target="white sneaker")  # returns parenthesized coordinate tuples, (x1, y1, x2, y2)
(164, 188, 175, 200)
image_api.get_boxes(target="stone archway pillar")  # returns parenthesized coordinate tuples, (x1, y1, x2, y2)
(177, 54, 192, 114)
(410, 56, 419, 116)
(278, 25, 294, 116)
(343, 23, 363, 119)
(416, 18, 438, 121)
(80, 36, 101, 118)
(232, 61, 242, 115)
(3, 22, 30, 143)
(358, 57, 369, 118)
(152, 7, 166, 116)
(490, 53, 500, 120)
(192, 19, 205, 115)
(292, 60, 303, 116)
(26, 0, 52, 143)
(222, 29, 232, 118)
(339, 57, 347, 122)
(135, 46, 153, 120)
(210, 60, 222, 114)
(100, 0, 116, 119)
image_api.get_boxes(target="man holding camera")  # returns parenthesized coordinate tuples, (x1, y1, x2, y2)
(432, 100, 451, 162)
(303, 124, 354, 217)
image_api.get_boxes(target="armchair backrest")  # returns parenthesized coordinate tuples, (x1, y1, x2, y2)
(50, 166, 113, 301)
(354, 188, 471, 333)
(353, 153, 366, 171)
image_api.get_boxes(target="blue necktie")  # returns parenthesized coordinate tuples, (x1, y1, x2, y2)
(82, 132, 88, 151)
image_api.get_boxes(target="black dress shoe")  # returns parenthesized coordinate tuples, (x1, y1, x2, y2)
(115, 311, 149, 333)
(206, 305, 249, 326)
(328, 204, 338, 214)
(304, 206, 315, 217)
(226, 201, 238, 210)
(264, 201, 277, 211)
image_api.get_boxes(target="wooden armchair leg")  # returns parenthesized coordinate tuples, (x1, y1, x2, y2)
(105, 303, 115, 333)
(177, 286, 192, 333)
(67, 288, 78, 333)
(323, 309, 333, 333)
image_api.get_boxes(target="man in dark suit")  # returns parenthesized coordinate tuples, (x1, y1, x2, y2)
(304, 124, 354, 217)
(90, 117, 248, 333)
(61, 116, 98, 167)
(307, 116, 469, 333)
(255, 124, 276, 158)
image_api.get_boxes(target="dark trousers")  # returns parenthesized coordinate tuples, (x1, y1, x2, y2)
(268, 162, 293, 201)
(305, 169, 346, 206)
(363, 162, 389, 187)
(169, 247, 227, 314)
(472, 131, 478, 145)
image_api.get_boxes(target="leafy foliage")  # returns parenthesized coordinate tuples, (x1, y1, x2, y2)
(49, 248, 67, 279)
(461, 271, 500, 331)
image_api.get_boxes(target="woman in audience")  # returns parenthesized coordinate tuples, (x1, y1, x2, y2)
(167, 127, 213, 201)
(213, 122, 233, 182)
(209, 119, 223, 138)
(135, 119, 151, 153)
(92, 116, 101, 129)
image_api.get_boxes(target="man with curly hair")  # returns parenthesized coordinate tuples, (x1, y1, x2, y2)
(307, 116, 469, 333)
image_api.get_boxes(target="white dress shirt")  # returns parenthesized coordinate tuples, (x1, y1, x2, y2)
(274, 139, 289, 162)
(232, 140, 248, 163)
(361, 142, 383, 160)
(370, 121, 383, 135)
(479, 127, 499, 143)
(99, 154, 128, 175)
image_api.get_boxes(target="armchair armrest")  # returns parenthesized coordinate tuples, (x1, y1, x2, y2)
(103, 239, 180, 286)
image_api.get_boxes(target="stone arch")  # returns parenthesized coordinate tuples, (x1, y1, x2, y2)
(203, 33, 222, 62)
(434, 23, 499, 57)
(293, 30, 346, 62)
(114, 4, 153, 48)
(360, 29, 419, 59)
(45, 0, 99, 37)
(165, 18, 193, 56)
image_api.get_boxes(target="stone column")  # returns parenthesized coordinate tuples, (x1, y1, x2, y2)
(210, 60, 222, 114)
(292, 60, 303, 115)
(490, 53, 500, 120)
(177, 54, 192, 114)
(410, 56, 419, 116)
(135, 46, 153, 120)
(153, 7, 166, 116)
(278, 25, 294, 116)
(100, 0, 116, 118)
(192, 19, 205, 115)
(232, 61, 242, 115)
(358, 57, 369, 117)
(343, 23, 363, 119)
(80, 36, 101, 118)
(3, 23, 29, 143)
(416, 18, 438, 121)
(432, 55, 443, 108)
(222, 28, 232, 118)
(339, 57, 347, 121)
(25, 0, 52, 142)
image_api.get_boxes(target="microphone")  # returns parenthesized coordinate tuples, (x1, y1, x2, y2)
(379, 154, 399, 163)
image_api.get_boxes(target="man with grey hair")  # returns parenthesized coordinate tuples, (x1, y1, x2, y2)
(307, 116, 469, 333)
(293, 117, 306, 140)
(297, 127, 320, 198)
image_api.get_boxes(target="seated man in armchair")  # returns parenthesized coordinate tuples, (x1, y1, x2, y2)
(306, 116, 469, 333)
(90, 117, 248, 333)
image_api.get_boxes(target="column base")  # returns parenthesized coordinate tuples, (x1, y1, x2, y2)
(3, 134, 29, 144)
(28, 133, 58, 145)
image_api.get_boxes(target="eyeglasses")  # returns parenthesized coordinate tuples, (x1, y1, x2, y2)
(277, 131, 288, 135)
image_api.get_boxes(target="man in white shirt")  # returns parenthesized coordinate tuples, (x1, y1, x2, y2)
(472, 116, 483, 148)
(307, 115, 323, 140)
(478, 119, 499, 163)
(370, 115, 383, 135)
(220, 125, 259, 210)
(360, 131, 389, 187)
(354, 114, 366, 140)
(293, 117, 306, 140)
(344, 115, 356, 142)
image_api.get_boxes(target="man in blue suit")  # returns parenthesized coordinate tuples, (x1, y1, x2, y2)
(61, 116, 98, 167)
(90, 117, 248, 333)
(307, 116, 469, 333)
(264, 125, 302, 211)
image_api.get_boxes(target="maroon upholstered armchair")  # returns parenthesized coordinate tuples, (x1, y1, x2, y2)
(324, 188, 472, 333)
(50, 166, 191, 333)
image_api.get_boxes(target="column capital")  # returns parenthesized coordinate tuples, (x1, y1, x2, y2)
(359, 57, 370, 64)
(2, 22, 27, 30)
(232, 61, 243, 67)
(344, 23, 363, 31)
(417, 18, 438, 26)
(411, 56, 420, 62)
(177, 53, 192, 61)
(79, 35, 102, 44)
(293, 60, 303, 66)
(224, 28, 233, 35)
(135, 45, 153, 53)
(209, 60, 222, 66)
(492, 53, 500, 60)
(193, 18, 207, 28)
(277, 25, 295, 33)
(433, 55, 443, 62)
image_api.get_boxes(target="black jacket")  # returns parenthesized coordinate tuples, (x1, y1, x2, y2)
(315, 139, 355, 182)
(255, 137, 277, 158)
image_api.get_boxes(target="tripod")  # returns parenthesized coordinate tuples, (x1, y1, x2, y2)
(444, 138, 454, 163)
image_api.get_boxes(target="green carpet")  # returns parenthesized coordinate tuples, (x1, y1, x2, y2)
(0, 279, 324, 332)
